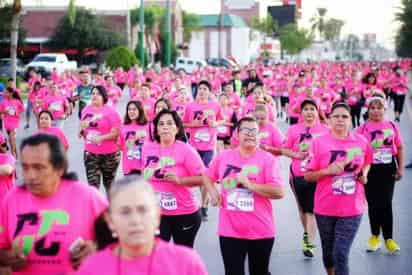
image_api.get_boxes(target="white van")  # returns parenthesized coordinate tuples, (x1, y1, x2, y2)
(175, 57, 206, 74)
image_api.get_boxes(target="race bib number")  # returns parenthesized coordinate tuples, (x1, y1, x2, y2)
(217, 126, 227, 134)
(127, 145, 141, 160)
(6, 107, 15, 116)
(373, 148, 392, 164)
(300, 158, 309, 173)
(194, 129, 211, 142)
(86, 130, 101, 145)
(332, 174, 356, 195)
(226, 188, 254, 212)
(159, 192, 177, 210)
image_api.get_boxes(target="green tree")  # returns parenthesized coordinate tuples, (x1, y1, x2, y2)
(323, 18, 345, 41)
(279, 24, 313, 55)
(106, 46, 137, 70)
(0, 5, 25, 43)
(134, 42, 149, 68)
(49, 7, 124, 64)
(251, 15, 278, 38)
(310, 7, 327, 40)
(182, 11, 201, 42)
(395, 0, 412, 57)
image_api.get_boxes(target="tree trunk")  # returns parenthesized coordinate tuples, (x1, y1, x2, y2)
(10, 10, 21, 86)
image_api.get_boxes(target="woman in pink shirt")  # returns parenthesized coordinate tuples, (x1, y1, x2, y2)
(43, 82, 70, 128)
(142, 110, 205, 248)
(0, 87, 24, 158)
(390, 66, 408, 122)
(282, 99, 329, 259)
(77, 177, 208, 275)
(37, 110, 69, 150)
(357, 95, 404, 254)
(0, 132, 15, 202)
(119, 101, 149, 176)
(203, 116, 284, 275)
(304, 102, 372, 275)
(80, 85, 122, 190)
(217, 93, 236, 153)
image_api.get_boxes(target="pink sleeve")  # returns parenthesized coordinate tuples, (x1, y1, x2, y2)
(0, 198, 11, 249)
(183, 106, 191, 123)
(264, 154, 283, 186)
(364, 142, 373, 166)
(205, 154, 220, 182)
(272, 127, 284, 147)
(184, 145, 206, 176)
(109, 110, 122, 129)
(306, 139, 320, 171)
(60, 131, 69, 150)
(393, 123, 403, 148)
(283, 128, 295, 149)
(87, 187, 108, 239)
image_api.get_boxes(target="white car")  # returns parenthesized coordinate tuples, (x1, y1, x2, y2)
(175, 57, 206, 74)
(26, 53, 77, 75)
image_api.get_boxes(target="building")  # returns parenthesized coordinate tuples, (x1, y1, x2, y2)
(188, 14, 250, 65)
(220, 0, 259, 26)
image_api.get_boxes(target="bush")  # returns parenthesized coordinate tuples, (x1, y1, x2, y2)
(105, 46, 138, 70)
(0, 76, 24, 88)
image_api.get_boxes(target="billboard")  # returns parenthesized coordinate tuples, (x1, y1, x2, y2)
(267, 5, 296, 28)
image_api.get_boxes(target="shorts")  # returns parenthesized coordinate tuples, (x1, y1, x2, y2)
(217, 136, 231, 145)
(291, 176, 316, 214)
(280, 96, 289, 107)
(197, 150, 214, 167)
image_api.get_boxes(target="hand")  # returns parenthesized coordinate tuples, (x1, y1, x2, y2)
(209, 187, 221, 207)
(394, 168, 403, 181)
(207, 120, 217, 127)
(193, 118, 203, 127)
(236, 174, 254, 190)
(295, 151, 307, 160)
(164, 171, 181, 184)
(358, 174, 368, 185)
(4, 247, 27, 271)
(80, 120, 90, 129)
(326, 161, 346, 176)
(70, 241, 96, 270)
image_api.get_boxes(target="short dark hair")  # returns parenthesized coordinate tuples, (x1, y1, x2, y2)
(20, 134, 78, 181)
(331, 101, 351, 114)
(124, 100, 148, 125)
(236, 116, 257, 130)
(92, 85, 108, 104)
(301, 99, 318, 111)
(198, 80, 211, 91)
(154, 98, 171, 111)
(152, 110, 187, 143)
(38, 110, 54, 121)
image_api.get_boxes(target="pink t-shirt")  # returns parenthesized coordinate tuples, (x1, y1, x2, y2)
(75, 239, 208, 275)
(184, 101, 222, 151)
(356, 120, 402, 165)
(81, 105, 122, 154)
(0, 98, 24, 131)
(0, 153, 15, 202)
(37, 127, 69, 150)
(306, 131, 372, 217)
(205, 148, 283, 239)
(119, 123, 149, 174)
(0, 180, 108, 275)
(217, 107, 234, 138)
(142, 141, 205, 216)
(230, 122, 283, 149)
(105, 84, 122, 106)
(283, 122, 329, 177)
(43, 95, 68, 120)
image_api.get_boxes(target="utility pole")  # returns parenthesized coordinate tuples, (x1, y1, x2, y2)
(165, 0, 171, 66)
(126, 0, 131, 49)
(138, 0, 145, 67)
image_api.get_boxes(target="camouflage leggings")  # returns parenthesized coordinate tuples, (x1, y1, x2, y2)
(84, 151, 121, 191)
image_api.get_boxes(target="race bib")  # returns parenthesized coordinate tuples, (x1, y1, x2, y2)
(373, 148, 392, 164)
(50, 102, 62, 111)
(86, 130, 101, 145)
(217, 126, 227, 134)
(226, 188, 254, 212)
(300, 158, 309, 173)
(6, 107, 15, 116)
(127, 145, 141, 160)
(159, 192, 177, 210)
(332, 174, 356, 195)
(194, 129, 211, 142)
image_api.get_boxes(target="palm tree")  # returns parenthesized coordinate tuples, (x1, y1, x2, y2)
(310, 7, 327, 41)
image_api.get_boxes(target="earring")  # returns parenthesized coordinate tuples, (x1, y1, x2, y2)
(112, 231, 118, 238)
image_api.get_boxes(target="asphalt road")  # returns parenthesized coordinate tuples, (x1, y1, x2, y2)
(14, 89, 412, 275)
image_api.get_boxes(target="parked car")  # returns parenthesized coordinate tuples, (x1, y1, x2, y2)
(25, 53, 77, 76)
(0, 58, 25, 78)
(175, 57, 206, 74)
(206, 57, 237, 68)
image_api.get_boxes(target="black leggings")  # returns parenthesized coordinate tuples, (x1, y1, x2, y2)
(393, 94, 405, 114)
(219, 236, 274, 275)
(159, 210, 201, 248)
(366, 161, 396, 239)
(350, 105, 362, 128)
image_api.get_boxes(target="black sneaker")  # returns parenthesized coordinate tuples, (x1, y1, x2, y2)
(200, 207, 208, 221)
(405, 162, 412, 169)
(24, 124, 29, 129)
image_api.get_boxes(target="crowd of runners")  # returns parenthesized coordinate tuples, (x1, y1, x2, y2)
(0, 58, 410, 275)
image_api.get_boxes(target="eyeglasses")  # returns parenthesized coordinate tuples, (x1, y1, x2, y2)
(239, 127, 259, 136)
(330, 114, 350, 119)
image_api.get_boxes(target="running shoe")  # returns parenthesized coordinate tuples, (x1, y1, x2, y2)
(303, 233, 314, 259)
(385, 239, 400, 255)
(366, 235, 381, 252)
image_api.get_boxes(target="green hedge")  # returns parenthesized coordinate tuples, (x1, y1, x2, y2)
(105, 46, 138, 70)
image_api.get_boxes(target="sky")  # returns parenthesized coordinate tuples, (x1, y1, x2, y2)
(22, 0, 402, 49)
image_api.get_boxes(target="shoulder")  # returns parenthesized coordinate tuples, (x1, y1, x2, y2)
(77, 248, 113, 273)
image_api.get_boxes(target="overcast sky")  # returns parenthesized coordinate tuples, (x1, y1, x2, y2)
(22, 0, 402, 49)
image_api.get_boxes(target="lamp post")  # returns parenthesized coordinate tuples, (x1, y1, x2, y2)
(138, 0, 145, 67)
(165, 0, 171, 66)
